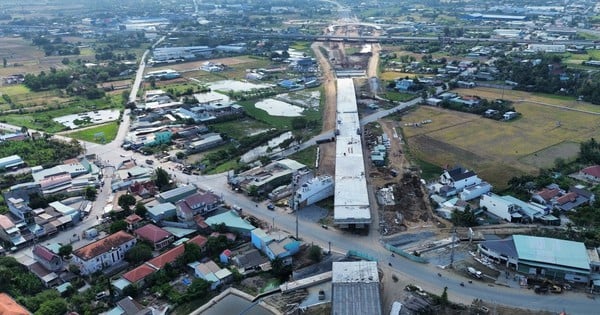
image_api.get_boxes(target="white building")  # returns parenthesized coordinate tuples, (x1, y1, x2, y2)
(527, 44, 566, 53)
(333, 78, 371, 228)
(439, 166, 482, 196)
(72, 231, 136, 275)
(459, 182, 493, 201)
(293, 175, 334, 208)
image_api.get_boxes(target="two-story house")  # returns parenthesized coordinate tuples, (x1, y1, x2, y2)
(32, 244, 63, 272)
(175, 191, 222, 222)
(251, 228, 301, 265)
(438, 166, 482, 197)
(72, 231, 136, 275)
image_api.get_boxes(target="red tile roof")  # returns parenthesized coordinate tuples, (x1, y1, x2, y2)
(32, 245, 58, 263)
(536, 188, 560, 202)
(556, 192, 577, 205)
(0, 293, 30, 315)
(221, 249, 232, 257)
(148, 245, 185, 269)
(122, 264, 156, 283)
(194, 215, 209, 229)
(125, 214, 143, 225)
(582, 165, 600, 178)
(134, 224, 172, 243)
(188, 235, 208, 248)
(73, 231, 135, 261)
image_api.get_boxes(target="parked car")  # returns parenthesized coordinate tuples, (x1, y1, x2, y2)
(267, 203, 275, 210)
(321, 224, 328, 229)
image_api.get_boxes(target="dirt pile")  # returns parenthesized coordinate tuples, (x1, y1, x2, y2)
(391, 171, 433, 223)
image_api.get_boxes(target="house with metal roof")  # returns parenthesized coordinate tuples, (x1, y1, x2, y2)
(478, 235, 593, 283)
(0, 155, 24, 169)
(156, 185, 197, 203)
(189, 260, 233, 290)
(146, 203, 177, 223)
(205, 210, 255, 236)
(332, 261, 382, 315)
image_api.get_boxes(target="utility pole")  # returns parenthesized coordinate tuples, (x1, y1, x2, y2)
(294, 181, 299, 239)
(450, 227, 456, 269)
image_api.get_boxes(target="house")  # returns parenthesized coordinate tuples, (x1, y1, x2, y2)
(459, 182, 493, 201)
(439, 166, 482, 196)
(205, 210, 256, 236)
(147, 202, 177, 223)
(147, 244, 185, 270)
(156, 185, 197, 203)
(0, 155, 25, 170)
(175, 191, 222, 222)
(220, 249, 232, 264)
(124, 214, 143, 231)
(480, 193, 557, 224)
(72, 231, 136, 275)
(189, 260, 232, 290)
(134, 224, 174, 251)
(0, 293, 30, 315)
(580, 165, 600, 182)
(121, 264, 157, 288)
(450, 96, 481, 108)
(395, 79, 414, 91)
(105, 296, 152, 315)
(0, 214, 26, 248)
(555, 187, 595, 211)
(231, 248, 269, 272)
(32, 244, 63, 272)
(128, 181, 158, 199)
(531, 186, 562, 205)
(250, 228, 301, 265)
(503, 111, 518, 120)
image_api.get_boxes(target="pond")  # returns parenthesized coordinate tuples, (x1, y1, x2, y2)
(209, 80, 273, 92)
(255, 99, 304, 117)
(240, 131, 294, 163)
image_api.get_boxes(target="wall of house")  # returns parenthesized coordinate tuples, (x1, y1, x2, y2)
(74, 239, 136, 275)
(479, 194, 511, 221)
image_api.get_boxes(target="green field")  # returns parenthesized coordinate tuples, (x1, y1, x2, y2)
(0, 94, 123, 133)
(288, 146, 318, 170)
(210, 118, 272, 140)
(63, 122, 119, 143)
(400, 88, 600, 189)
(384, 91, 417, 102)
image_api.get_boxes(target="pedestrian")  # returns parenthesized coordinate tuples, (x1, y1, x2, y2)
(96, 215, 99, 220)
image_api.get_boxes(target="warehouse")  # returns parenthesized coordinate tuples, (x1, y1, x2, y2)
(478, 235, 595, 283)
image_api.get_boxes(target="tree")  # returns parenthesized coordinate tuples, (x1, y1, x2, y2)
(206, 235, 228, 255)
(186, 278, 210, 300)
(122, 284, 139, 297)
(271, 257, 292, 280)
(58, 244, 72, 258)
(84, 186, 97, 201)
(125, 243, 153, 265)
(134, 202, 147, 217)
(153, 167, 171, 191)
(109, 220, 127, 233)
(34, 298, 67, 315)
(440, 286, 448, 306)
(118, 194, 136, 212)
(308, 244, 323, 262)
(181, 242, 202, 264)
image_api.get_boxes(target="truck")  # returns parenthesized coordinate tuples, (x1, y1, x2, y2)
(467, 267, 482, 279)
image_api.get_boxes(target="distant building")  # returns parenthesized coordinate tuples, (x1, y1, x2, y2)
(146, 203, 177, 223)
(580, 165, 600, 182)
(527, 44, 566, 53)
(32, 244, 63, 272)
(251, 228, 301, 265)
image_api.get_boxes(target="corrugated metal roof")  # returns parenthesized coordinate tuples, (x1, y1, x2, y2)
(513, 235, 590, 271)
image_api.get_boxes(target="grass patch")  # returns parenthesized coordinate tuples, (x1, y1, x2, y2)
(289, 41, 311, 53)
(0, 84, 31, 96)
(208, 159, 239, 174)
(210, 117, 272, 140)
(400, 88, 600, 188)
(380, 71, 416, 80)
(63, 121, 119, 143)
(384, 91, 417, 102)
(288, 146, 317, 169)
